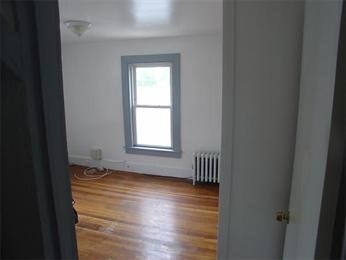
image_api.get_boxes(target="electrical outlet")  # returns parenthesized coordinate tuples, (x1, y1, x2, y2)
(90, 148, 102, 161)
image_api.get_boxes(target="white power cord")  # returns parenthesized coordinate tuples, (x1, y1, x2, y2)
(74, 167, 112, 181)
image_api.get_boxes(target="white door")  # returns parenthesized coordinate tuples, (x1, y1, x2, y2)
(283, 1, 343, 258)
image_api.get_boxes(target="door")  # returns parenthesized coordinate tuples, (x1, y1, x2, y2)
(283, 1, 343, 258)
(1, 0, 77, 258)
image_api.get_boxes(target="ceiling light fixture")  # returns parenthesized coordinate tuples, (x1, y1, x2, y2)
(64, 20, 92, 37)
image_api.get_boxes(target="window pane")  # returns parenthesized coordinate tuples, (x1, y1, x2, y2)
(135, 107, 171, 147)
(135, 66, 171, 106)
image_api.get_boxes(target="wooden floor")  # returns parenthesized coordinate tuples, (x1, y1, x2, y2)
(70, 166, 219, 260)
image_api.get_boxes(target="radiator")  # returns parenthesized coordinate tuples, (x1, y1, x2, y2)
(193, 152, 220, 185)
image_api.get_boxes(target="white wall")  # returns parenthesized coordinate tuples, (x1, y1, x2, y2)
(61, 34, 222, 178)
(218, 0, 304, 259)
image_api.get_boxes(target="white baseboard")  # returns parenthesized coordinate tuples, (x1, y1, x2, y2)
(68, 155, 192, 179)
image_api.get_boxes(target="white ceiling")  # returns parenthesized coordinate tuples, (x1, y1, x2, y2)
(58, 0, 222, 43)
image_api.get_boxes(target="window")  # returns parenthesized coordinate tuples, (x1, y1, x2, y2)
(121, 54, 181, 157)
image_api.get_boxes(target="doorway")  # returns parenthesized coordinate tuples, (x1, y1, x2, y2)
(58, 0, 223, 258)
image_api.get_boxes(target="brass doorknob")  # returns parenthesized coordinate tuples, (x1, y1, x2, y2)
(276, 211, 290, 223)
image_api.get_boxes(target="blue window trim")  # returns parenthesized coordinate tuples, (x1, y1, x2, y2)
(121, 53, 181, 158)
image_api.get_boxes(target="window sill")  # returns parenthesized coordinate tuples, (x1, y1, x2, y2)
(125, 146, 181, 158)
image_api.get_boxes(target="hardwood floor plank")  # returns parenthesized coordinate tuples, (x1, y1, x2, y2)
(70, 165, 219, 260)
